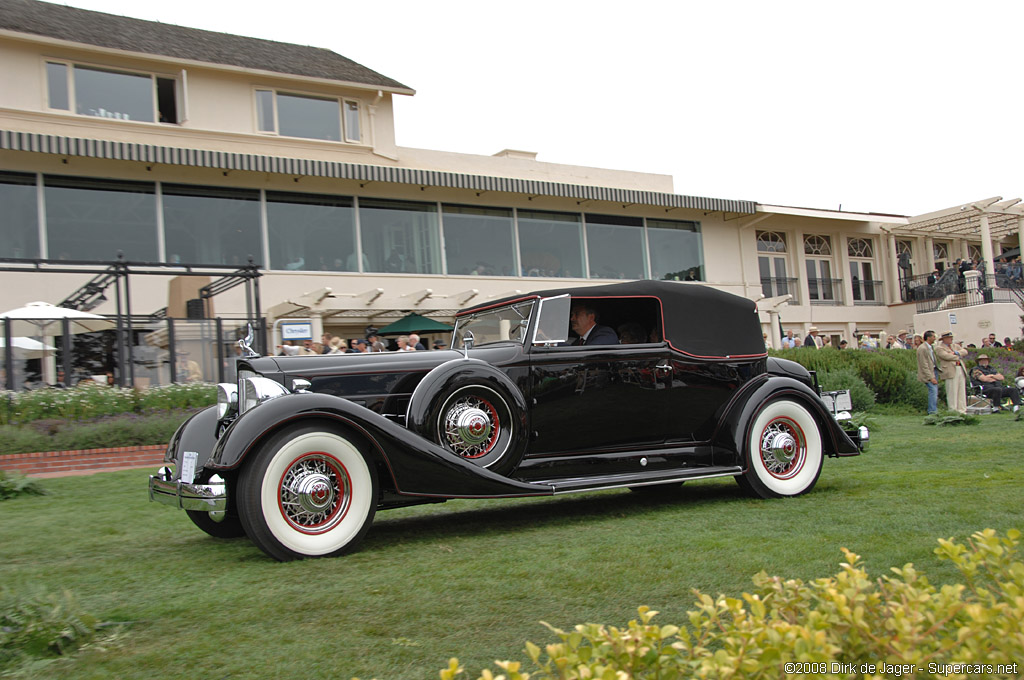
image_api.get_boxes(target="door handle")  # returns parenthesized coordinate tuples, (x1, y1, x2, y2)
(655, 363, 672, 372)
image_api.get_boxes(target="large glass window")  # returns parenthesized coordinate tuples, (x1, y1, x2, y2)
(0, 172, 40, 259)
(44, 176, 157, 261)
(74, 65, 154, 121)
(585, 214, 645, 279)
(442, 205, 516, 276)
(266, 191, 356, 271)
(255, 90, 353, 142)
(359, 199, 441, 274)
(647, 219, 703, 281)
(162, 185, 261, 266)
(517, 210, 583, 278)
(47, 62, 178, 123)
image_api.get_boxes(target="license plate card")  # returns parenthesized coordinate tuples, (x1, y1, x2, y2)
(180, 451, 198, 484)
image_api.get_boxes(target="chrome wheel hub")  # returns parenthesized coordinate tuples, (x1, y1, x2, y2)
(442, 396, 498, 458)
(279, 454, 350, 532)
(759, 417, 805, 478)
(291, 472, 336, 514)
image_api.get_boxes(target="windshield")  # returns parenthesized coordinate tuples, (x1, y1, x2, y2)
(453, 300, 536, 348)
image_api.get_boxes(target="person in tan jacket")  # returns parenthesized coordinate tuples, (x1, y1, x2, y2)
(915, 330, 939, 414)
(934, 331, 968, 413)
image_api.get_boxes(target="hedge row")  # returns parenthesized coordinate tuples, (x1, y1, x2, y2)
(0, 382, 215, 426)
(772, 346, 1024, 412)
(439, 529, 1024, 680)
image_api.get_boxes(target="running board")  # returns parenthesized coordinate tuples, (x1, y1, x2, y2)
(533, 466, 744, 495)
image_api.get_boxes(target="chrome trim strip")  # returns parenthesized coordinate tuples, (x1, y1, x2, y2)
(148, 475, 227, 512)
(548, 468, 743, 495)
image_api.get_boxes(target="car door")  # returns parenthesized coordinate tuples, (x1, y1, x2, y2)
(526, 342, 675, 456)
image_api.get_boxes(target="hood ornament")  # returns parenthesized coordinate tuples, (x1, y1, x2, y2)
(238, 323, 259, 358)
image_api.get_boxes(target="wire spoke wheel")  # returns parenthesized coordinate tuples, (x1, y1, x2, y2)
(442, 393, 500, 459)
(237, 425, 377, 560)
(740, 399, 823, 498)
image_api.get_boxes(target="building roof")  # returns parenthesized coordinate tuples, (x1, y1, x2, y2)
(0, 129, 758, 214)
(0, 0, 412, 92)
(901, 197, 1024, 239)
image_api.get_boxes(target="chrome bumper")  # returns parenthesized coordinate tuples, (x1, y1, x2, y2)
(148, 467, 227, 512)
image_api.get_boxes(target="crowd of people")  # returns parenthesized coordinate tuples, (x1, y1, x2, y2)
(772, 325, 1023, 419)
(277, 331, 448, 357)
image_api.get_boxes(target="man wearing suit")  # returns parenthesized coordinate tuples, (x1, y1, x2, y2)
(916, 330, 939, 414)
(934, 330, 968, 414)
(569, 303, 618, 346)
(804, 326, 823, 349)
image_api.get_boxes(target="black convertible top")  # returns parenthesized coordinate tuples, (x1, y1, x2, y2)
(458, 280, 766, 359)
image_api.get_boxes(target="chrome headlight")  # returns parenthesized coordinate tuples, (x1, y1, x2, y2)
(216, 383, 238, 419)
(240, 376, 290, 413)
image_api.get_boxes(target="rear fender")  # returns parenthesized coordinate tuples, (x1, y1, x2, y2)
(713, 375, 860, 467)
(204, 392, 550, 499)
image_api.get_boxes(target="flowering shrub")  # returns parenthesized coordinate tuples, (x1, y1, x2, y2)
(441, 529, 1024, 679)
(0, 382, 215, 426)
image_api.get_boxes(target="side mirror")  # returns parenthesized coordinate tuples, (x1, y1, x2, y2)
(462, 330, 475, 358)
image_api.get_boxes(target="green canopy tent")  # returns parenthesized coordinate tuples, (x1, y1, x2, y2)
(375, 313, 454, 335)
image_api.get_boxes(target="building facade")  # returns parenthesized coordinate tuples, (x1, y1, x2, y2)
(1, 0, 1021, 382)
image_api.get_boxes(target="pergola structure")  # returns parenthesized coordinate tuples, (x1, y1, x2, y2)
(891, 197, 1024, 288)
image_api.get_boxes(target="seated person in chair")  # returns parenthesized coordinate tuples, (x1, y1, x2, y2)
(568, 302, 618, 346)
(971, 354, 1022, 416)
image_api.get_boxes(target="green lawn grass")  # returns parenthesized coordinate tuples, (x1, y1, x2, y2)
(1, 413, 1021, 679)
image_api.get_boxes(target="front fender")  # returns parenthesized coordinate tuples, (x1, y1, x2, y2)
(164, 406, 219, 473)
(204, 392, 551, 499)
(713, 375, 860, 466)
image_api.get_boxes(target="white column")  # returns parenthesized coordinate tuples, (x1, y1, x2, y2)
(769, 310, 782, 349)
(886, 231, 900, 304)
(964, 269, 983, 306)
(924, 236, 935, 272)
(979, 213, 995, 288)
(1018, 216, 1024, 259)
(960, 239, 970, 261)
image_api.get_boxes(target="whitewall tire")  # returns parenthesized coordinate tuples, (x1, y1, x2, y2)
(237, 423, 377, 561)
(740, 399, 823, 499)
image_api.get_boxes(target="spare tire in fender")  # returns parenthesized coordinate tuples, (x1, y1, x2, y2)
(406, 359, 529, 477)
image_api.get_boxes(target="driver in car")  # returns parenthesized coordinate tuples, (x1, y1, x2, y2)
(568, 303, 618, 346)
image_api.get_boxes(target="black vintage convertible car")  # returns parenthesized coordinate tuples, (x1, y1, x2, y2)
(149, 280, 866, 560)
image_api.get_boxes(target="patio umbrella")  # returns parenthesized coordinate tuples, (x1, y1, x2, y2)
(0, 301, 114, 335)
(0, 301, 114, 385)
(375, 313, 454, 335)
(0, 336, 57, 359)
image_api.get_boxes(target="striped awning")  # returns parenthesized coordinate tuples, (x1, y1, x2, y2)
(0, 129, 756, 214)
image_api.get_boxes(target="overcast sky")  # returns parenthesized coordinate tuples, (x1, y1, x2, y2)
(52, 1, 1024, 216)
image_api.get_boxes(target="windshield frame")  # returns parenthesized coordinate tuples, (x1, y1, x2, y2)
(452, 299, 536, 348)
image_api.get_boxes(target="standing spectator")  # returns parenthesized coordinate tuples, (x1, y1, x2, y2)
(934, 331, 968, 414)
(804, 326, 823, 349)
(327, 337, 345, 354)
(989, 333, 1002, 348)
(433, 339, 448, 350)
(893, 330, 910, 349)
(762, 332, 772, 349)
(792, 337, 802, 348)
(409, 333, 427, 351)
(781, 330, 796, 348)
(397, 335, 415, 351)
(916, 330, 939, 415)
(970, 354, 1021, 417)
(912, 334, 924, 349)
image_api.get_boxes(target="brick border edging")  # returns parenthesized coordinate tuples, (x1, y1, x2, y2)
(0, 444, 167, 477)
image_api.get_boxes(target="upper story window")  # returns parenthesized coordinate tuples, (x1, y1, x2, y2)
(756, 231, 787, 253)
(46, 61, 180, 123)
(847, 237, 873, 258)
(255, 89, 361, 143)
(804, 234, 832, 256)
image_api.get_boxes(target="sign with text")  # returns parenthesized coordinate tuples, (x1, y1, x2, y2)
(280, 321, 313, 341)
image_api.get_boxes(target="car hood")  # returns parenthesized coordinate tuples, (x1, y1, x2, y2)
(245, 343, 523, 380)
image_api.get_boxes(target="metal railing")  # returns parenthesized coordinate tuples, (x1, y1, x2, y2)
(760, 277, 800, 304)
(851, 280, 885, 306)
(808, 278, 844, 306)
